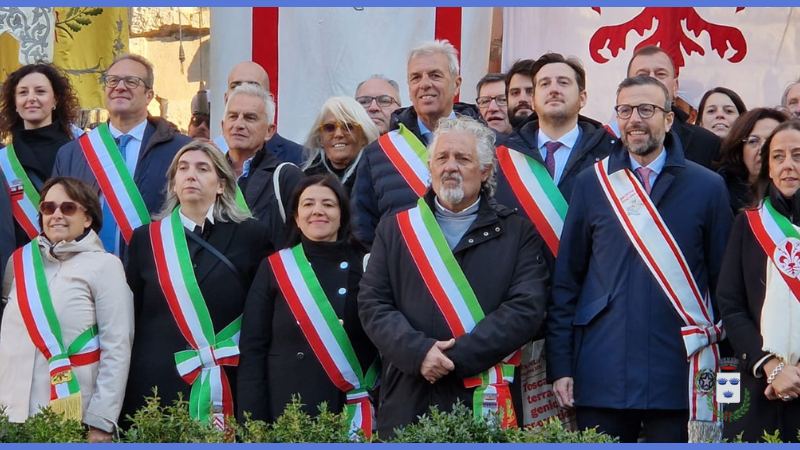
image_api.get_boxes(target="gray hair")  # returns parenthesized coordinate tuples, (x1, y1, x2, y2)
(782, 78, 800, 107)
(617, 76, 673, 111)
(429, 115, 497, 198)
(107, 53, 154, 89)
(356, 74, 402, 106)
(408, 40, 460, 80)
(476, 73, 506, 96)
(225, 84, 275, 126)
(156, 140, 250, 223)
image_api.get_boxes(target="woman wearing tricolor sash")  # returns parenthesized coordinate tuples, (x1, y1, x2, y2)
(237, 175, 377, 436)
(0, 177, 133, 443)
(121, 141, 273, 428)
(718, 120, 800, 442)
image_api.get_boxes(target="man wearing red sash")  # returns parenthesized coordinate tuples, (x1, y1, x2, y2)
(546, 76, 733, 442)
(358, 116, 548, 437)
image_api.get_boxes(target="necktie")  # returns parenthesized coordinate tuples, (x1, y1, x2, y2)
(193, 224, 203, 237)
(635, 167, 654, 195)
(544, 141, 562, 178)
(98, 134, 134, 253)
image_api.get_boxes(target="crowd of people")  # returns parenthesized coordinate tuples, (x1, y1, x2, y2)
(1, 37, 800, 443)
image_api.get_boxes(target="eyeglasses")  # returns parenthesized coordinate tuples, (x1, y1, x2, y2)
(318, 122, 361, 134)
(356, 95, 398, 108)
(614, 103, 667, 120)
(476, 95, 508, 108)
(39, 201, 86, 216)
(102, 75, 149, 90)
(743, 136, 765, 148)
(191, 115, 210, 127)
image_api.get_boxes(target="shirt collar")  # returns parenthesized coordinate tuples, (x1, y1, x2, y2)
(629, 146, 668, 174)
(178, 203, 216, 231)
(108, 118, 147, 141)
(537, 124, 580, 150)
(417, 110, 457, 136)
(434, 195, 481, 216)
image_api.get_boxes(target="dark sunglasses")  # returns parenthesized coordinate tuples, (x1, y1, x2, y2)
(40, 201, 86, 216)
(318, 122, 361, 134)
(191, 115, 210, 127)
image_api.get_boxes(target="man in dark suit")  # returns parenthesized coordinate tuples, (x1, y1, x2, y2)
(627, 46, 721, 169)
(546, 76, 732, 442)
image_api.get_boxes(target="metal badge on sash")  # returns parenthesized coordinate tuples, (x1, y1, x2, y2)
(10, 178, 24, 200)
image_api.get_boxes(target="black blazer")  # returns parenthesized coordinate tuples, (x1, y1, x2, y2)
(121, 218, 272, 423)
(671, 106, 721, 169)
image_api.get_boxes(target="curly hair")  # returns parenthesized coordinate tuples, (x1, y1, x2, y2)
(0, 62, 80, 140)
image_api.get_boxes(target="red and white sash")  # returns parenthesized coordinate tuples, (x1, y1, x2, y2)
(79, 123, 150, 243)
(0, 144, 40, 239)
(594, 158, 721, 427)
(378, 124, 429, 197)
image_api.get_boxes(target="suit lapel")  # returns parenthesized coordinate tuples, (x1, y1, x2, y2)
(649, 170, 675, 206)
(192, 221, 235, 286)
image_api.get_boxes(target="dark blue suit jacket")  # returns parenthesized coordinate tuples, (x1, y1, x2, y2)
(0, 170, 14, 278)
(265, 132, 304, 166)
(546, 132, 733, 410)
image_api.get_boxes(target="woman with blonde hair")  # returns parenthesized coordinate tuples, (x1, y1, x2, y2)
(302, 97, 380, 195)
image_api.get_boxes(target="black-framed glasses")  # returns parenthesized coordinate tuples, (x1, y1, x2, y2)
(191, 115, 210, 127)
(476, 95, 508, 108)
(102, 75, 149, 90)
(743, 136, 765, 148)
(614, 103, 667, 120)
(356, 95, 398, 108)
(40, 201, 86, 216)
(318, 122, 361, 134)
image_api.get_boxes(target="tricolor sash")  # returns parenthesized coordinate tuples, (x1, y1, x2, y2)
(234, 186, 251, 216)
(79, 123, 150, 243)
(378, 124, 429, 197)
(397, 198, 519, 427)
(746, 199, 800, 302)
(269, 245, 378, 439)
(495, 145, 567, 256)
(0, 144, 41, 239)
(13, 242, 101, 421)
(150, 208, 240, 430)
(594, 158, 721, 438)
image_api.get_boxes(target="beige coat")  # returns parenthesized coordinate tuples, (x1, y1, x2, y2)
(0, 231, 134, 432)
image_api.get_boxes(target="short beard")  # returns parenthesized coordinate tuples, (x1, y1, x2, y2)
(438, 173, 465, 206)
(508, 107, 533, 128)
(624, 130, 664, 157)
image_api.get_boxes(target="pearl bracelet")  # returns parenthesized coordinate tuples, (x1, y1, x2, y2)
(767, 362, 785, 385)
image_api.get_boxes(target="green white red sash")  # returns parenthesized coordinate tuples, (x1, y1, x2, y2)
(594, 157, 721, 428)
(150, 208, 240, 429)
(397, 198, 518, 427)
(495, 145, 567, 256)
(378, 124, 429, 197)
(269, 244, 377, 438)
(746, 199, 800, 305)
(234, 186, 251, 216)
(12, 242, 101, 421)
(0, 144, 40, 239)
(79, 123, 150, 243)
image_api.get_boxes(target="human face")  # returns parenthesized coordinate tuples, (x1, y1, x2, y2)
(743, 118, 781, 181)
(507, 73, 534, 126)
(533, 63, 586, 126)
(768, 128, 800, 198)
(355, 78, 400, 135)
(628, 52, 678, 101)
(319, 110, 366, 169)
(173, 150, 224, 209)
(104, 59, 154, 122)
(701, 93, 740, 138)
(222, 94, 275, 154)
(616, 84, 674, 159)
(188, 114, 210, 139)
(41, 184, 92, 243)
(477, 81, 511, 134)
(407, 52, 461, 126)
(225, 62, 269, 102)
(786, 84, 800, 119)
(429, 131, 489, 212)
(295, 184, 341, 243)
(15, 72, 56, 130)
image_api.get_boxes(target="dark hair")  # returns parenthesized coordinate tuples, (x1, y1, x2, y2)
(476, 73, 505, 96)
(0, 63, 80, 140)
(284, 174, 363, 250)
(695, 87, 747, 127)
(627, 45, 677, 77)
(38, 176, 103, 233)
(504, 59, 535, 97)
(715, 108, 787, 177)
(751, 120, 800, 206)
(530, 52, 586, 93)
(617, 76, 672, 111)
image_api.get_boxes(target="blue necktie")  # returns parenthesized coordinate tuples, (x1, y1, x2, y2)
(99, 134, 133, 253)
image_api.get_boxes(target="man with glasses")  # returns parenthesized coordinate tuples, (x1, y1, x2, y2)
(53, 53, 191, 258)
(475, 73, 512, 135)
(546, 76, 732, 443)
(355, 74, 402, 135)
(188, 90, 211, 139)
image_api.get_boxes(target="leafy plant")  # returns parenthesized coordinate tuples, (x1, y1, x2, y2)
(121, 390, 229, 443)
(0, 406, 85, 443)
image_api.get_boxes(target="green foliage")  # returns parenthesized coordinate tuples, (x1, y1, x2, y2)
(0, 406, 85, 443)
(121, 390, 229, 443)
(760, 429, 784, 443)
(56, 7, 105, 38)
(527, 417, 619, 443)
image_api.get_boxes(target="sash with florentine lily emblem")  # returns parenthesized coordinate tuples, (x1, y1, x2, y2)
(269, 244, 378, 439)
(378, 124, 429, 197)
(78, 123, 150, 243)
(0, 144, 40, 239)
(594, 157, 722, 441)
(150, 208, 240, 430)
(13, 242, 101, 421)
(397, 197, 519, 427)
(746, 199, 800, 307)
(495, 145, 567, 256)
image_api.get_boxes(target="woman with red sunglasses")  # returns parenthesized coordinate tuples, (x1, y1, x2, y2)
(0, 176, 133, 443)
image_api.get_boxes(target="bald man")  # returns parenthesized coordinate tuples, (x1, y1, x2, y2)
(213, 61, 304, 165)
